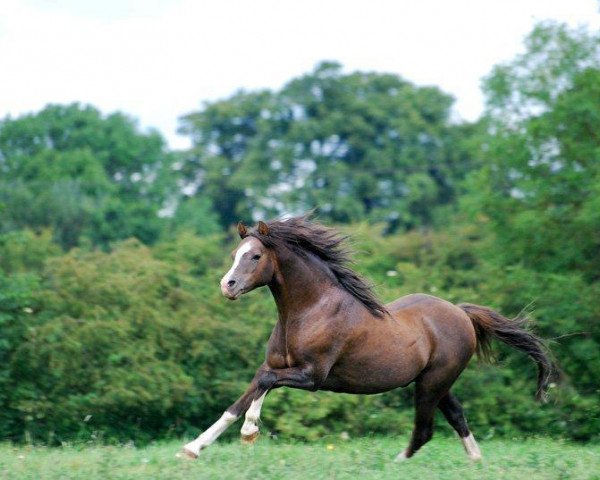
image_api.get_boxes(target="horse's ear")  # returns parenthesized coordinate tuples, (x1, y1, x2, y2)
(237, 222, 248, 239)
(257, 221, 269, 236)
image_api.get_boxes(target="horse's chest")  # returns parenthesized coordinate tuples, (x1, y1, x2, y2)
(266, 320, 307, 368)
(266, 345, 298, 368)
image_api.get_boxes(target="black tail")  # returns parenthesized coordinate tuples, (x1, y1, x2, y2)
(459, 303, 554, 402)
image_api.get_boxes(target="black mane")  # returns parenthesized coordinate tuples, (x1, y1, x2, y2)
(248, 215, 387, 317)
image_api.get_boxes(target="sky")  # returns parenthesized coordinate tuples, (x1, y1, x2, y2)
(1, 0, 599, 149)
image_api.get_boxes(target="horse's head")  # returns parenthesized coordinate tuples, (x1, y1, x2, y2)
(220, 221, 275, 300)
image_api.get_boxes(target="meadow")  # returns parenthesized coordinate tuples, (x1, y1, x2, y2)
(0, 436, 598, 480)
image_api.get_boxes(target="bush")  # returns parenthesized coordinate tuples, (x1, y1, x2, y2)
(0, 226, 597, 444)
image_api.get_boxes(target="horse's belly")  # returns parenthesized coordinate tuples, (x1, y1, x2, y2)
(321, 317, 432, 394)
(320, 374, 413, 394)
(321, 349, 427, 394)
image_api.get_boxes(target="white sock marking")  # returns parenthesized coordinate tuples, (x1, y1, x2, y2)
(241, 392, 267, 437)
(461, 433, 482, 460)
(394, 449, 409, 462)
(183, 411, 238, 456)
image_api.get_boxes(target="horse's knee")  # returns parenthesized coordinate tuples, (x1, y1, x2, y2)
(257, 370, 277, 391)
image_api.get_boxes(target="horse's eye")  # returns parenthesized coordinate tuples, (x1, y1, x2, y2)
(252, 254, 262, 261)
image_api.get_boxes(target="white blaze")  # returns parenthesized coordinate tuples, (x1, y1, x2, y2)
(221, 239, 256, 286)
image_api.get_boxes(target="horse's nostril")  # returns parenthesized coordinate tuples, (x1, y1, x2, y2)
(227, 280, 236, 288)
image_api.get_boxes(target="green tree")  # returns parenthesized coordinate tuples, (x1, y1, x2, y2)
(461, 22, 600, 423)
(0, 104, 177, 248)
(179, 62, 477, 230)
(178, 91, 275, 227)
(470, 22, 600, 278)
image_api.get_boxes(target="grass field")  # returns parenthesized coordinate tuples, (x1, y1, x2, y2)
(0, 436, 598, 480)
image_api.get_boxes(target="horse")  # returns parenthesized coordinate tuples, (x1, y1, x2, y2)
(179, 215, 553, 461)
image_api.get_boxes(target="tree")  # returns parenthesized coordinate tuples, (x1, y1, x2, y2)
(462, 22, 600, 415)
(470, 23, 600, 278)
(179, 91, 275, 227)
(179, 62, 476, 230)
(0, 104, 177, 248)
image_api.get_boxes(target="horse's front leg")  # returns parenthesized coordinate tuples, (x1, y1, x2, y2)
(238, 365, 323, 445)
(239, 389, 268, 443)
(179, 368, 269, 459)
(179, 364, 323, 459)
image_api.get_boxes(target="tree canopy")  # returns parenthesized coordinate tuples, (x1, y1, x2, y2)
(0, 104, 177, 248)
(179, 61, 476, 230)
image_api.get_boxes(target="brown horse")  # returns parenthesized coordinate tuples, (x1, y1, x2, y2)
(180, 216, 553, 461)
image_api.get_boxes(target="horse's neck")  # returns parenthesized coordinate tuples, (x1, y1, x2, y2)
(268, 249, 336, 323)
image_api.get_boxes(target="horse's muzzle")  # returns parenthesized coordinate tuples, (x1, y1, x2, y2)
(220, 281, 242, 300)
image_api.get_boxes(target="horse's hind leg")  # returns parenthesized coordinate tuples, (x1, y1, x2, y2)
(395, 374, 448, 462)
(438, 392, 482, 461)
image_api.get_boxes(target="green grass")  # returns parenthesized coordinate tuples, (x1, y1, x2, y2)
(0, 436, 598, 480)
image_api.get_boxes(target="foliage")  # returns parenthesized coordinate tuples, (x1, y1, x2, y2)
(484, 22, 600, 122)
(0, 270, 41, 440)
(0, 225, 597, 443)
(0, 104, 175, 248)
(179, 62, 476, 230)
(166, 196, 222, 239)
(0, 230, 60, 274)
(470, 23, 600, 280)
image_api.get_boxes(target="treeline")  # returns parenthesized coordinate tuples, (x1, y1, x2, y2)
(0, 22, 599, 444)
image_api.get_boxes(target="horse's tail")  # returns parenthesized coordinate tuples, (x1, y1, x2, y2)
(458, 303, 554, 402)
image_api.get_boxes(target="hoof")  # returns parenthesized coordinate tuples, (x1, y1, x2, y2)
(469, 453, 483, 462)
(176, 448, 198, 460)
(241, 430, 259, 444)
(394, 450, 410, 462)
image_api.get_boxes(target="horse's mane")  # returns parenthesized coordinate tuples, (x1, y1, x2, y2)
(248, 215, 387, 317)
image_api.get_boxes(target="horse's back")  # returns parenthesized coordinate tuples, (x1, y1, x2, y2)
(386, 292, 453, 311)
(387, 293, 468, 323)
(387, 293, 477, 365)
